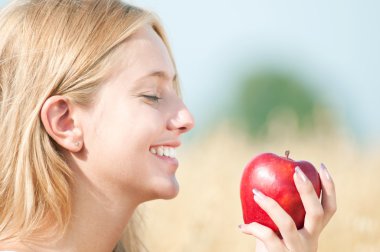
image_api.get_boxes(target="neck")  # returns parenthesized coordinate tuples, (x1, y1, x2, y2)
(50, 169, 139, 252)
(1, 155, 143, 252)
(0, 180, 139, 252)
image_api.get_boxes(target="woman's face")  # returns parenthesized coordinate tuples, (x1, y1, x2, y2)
(74, 26, 194, 203)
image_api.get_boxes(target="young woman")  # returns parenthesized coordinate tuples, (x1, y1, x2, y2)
(0, 0, 336, 251)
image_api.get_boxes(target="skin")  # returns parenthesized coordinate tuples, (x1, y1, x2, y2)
(4, 26, 194, 251)
(1, 26, 336, 251)
(239, 163, 337, 252)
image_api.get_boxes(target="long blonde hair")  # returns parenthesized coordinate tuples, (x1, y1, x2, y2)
(0, 0, 175, 250)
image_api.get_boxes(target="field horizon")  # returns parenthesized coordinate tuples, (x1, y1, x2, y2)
(140, 122, 380, 252)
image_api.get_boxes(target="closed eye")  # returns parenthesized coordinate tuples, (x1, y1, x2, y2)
(141, 95, 162, 103)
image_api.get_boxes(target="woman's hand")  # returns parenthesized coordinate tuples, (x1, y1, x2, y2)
(239, 163, 337, 252)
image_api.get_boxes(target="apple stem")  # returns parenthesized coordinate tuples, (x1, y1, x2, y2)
(285, 150, 290, 159)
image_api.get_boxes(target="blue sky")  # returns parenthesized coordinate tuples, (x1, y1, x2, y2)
(132, 0, 380, 144)
(1, 0, 379, 144)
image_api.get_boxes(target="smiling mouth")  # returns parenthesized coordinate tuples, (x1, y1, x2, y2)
(149, 146, 177, 159)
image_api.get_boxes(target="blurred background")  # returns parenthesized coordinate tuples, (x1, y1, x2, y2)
(129, 1, 380, 251)
(129, 0, 380, 146)
(1, 0, 379, 251)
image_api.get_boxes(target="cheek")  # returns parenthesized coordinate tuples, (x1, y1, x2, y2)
(83, 103, 164, 173)
(87, 101, 156, 146)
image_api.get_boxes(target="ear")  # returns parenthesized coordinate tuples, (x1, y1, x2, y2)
(40, 95, 83, 152)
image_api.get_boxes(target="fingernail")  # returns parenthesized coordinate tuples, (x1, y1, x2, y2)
(238, 224, 250, 234)
(252, 188, 265, 200)
(295, 166, 307, 182)
(320, 163, 331, 180)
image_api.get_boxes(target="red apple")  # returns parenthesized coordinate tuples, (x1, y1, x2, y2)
(240, 151, 321, 236)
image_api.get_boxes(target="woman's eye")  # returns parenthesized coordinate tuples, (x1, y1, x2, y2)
(142, 95, 162, 103)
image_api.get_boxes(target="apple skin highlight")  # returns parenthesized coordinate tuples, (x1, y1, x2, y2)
(240, 152, 321, 236)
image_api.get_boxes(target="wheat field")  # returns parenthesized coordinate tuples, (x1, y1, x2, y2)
(141, 122, 380, 252)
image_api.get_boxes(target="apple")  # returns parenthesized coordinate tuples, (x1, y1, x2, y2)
(240, 151, 321, 236)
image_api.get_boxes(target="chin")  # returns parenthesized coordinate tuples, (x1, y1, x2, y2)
(150, 177, 180, 200)
(162, 185, 179, 199)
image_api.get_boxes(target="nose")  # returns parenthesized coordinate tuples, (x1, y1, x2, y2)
(168, 102, 195, 134)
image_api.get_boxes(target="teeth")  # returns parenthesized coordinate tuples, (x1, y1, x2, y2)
(150, 146, 176, 158)
(157, 146, 164, 156)
(170, 148, 176, 157)
(163, 147, 169, 156)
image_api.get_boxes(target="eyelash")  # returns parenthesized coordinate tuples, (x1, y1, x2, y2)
(141, 95, 162, 103)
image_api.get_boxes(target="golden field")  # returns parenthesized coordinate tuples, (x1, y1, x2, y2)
(141, 122, 380, 252)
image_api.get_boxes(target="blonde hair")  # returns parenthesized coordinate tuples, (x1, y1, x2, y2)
(0, 0, 176, 250)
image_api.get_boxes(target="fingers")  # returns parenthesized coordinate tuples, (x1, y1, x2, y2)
(294, 166, 324, 235)
(239, 163, 337, 252)
(319, 163, 337, 226)
(239, 222, 284, 251)
(255, 240, 270, 252)
(294, 164, 337, 236)
(252, 190, 301, 251)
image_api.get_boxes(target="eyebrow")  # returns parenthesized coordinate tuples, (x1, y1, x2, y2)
(139, 70, 177, 83)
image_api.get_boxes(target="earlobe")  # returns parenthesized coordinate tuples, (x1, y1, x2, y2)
(40, 96, 83, 152)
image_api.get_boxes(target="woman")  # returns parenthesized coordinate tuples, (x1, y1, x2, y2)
(0, 0, 336, 251)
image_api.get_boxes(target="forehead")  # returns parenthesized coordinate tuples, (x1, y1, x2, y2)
(110, 26, 176, 83)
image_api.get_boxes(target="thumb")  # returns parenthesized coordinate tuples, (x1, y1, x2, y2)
(239, 222, 283, 252)
(256, 240, 269, 252)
